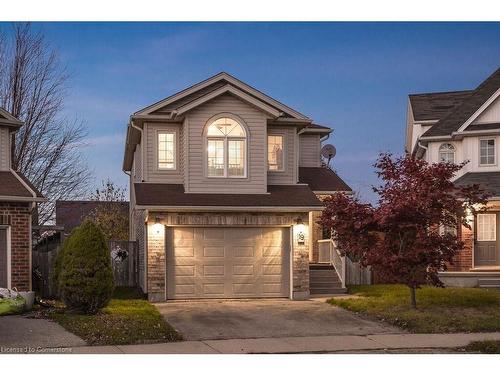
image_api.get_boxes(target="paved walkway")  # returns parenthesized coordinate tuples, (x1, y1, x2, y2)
(0, 315, 85, 351)
(71, 332, 500, 354)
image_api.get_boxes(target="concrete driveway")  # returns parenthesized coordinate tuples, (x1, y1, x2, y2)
(0, 315, 85, 352)
(156, 298, 401, 341)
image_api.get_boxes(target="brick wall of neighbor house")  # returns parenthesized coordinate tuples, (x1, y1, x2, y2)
(145, 212, 311, 301)
(448, 224, 473, 272)
(0, 202, 31, 291)
(134, 209, 146, 292)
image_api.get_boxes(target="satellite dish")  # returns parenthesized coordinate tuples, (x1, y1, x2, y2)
(321, 144, 336, 159)
(321, 144, 336, 168)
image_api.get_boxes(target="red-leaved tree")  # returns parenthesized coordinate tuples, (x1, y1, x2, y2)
(320, 153, 488, 308)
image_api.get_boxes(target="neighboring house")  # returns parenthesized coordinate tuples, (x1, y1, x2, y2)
(55, 200, 129, 236)
(123, 72, 352, 301)
(406, 67, 500, 287)
(0, 108, 45, 291)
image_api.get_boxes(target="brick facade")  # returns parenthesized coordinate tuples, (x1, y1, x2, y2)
(0, 202, 31, 291)
(144, 211, 311, 301)
(448, 224, 473, 272)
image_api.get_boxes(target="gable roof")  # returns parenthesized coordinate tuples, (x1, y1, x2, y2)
(135, 72, 311, 121)
(0, 107, 23, 128)
(409, 90, 472, 122)
(454, 172, 500, 198)
(0, 171, 45, 201)
(421, 68, 500, 138)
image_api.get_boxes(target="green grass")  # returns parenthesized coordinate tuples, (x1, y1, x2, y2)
(50, 287, 182, 346)
(328, 284, 500, 333)
(463, 340, 500, 353)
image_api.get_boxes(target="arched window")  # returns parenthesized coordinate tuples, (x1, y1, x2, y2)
(439, 143, 455, 164)
(206, 117, 247, 177)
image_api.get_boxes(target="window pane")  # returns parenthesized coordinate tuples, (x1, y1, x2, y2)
(477, 214, 496, 241)
(207, 118, 245, 137)
(439, 143, 455, 163)
(158, 132, 175, 169)
(480, 139, 495, 165)
(268, 135, 284, 170)
(228, 140, 245, 177)
(207, 139, 225, 176)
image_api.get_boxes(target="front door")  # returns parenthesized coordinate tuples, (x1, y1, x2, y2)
(475, 213, 500, 267)
(0, 228, 8, 288)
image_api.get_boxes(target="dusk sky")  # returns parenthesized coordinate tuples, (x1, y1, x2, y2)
(9, 22, 500, 202)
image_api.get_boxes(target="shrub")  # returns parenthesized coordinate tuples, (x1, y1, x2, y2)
(55, 220, 114, 314)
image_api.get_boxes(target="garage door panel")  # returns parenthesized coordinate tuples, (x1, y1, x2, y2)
(203, 247, 225, 257)
(168, 227, 290, 299)
(175, 247, 194, 257)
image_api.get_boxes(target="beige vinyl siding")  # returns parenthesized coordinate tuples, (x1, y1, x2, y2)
(144, 122, 183, 183)
(185, 94, 267, 194)
(472, 96, 500, 124)
(299, 134, 321, 167)
(133, 143, 143, 182)
(0, 127, 10, 171)
(267, 126, 297, 184)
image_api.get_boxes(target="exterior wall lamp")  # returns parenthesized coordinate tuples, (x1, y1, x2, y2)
(295, 217, 306, 245)
(152, 217, 163, 235)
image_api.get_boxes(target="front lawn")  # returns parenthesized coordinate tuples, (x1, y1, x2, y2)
(328, 284, 500, 333)
(49, 287, 182, 346)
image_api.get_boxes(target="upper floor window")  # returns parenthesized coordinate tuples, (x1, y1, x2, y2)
(158, 132, 176, 170)
(480, 139, 495, 165)
(206, 117, 246, 178)
(268, 135, 284, 171)
(439, 143, 455, 164)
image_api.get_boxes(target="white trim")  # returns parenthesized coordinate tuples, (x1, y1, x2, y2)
(135, 72, 310, 120)
(0, 225, 12, 289)
(457, 88, 500, 132)
(313, 190, 353, 195)
(478, 137, 497, 167)
(155, 129, 178, 171)
(267, 133, 285, 172)
(176, 84, 282, 118)
(10, 169, 37, 199)
(289, 224, 294, 300)
(136, 205, 324, 212)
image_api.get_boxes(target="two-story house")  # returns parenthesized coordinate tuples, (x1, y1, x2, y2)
(0, 108, 45, 291)
(406, 67, 500, 287)
(123, 72, 352, 301)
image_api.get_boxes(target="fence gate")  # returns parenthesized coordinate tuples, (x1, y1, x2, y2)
(108, 240, 138, 287)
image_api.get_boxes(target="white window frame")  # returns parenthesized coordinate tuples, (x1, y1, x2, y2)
(438, 143, 455, 164)
(156, 130, 177, 171)
(268, 134, 285, 172)
(479, 138, 496, 166)
(477, 213, 496, 242)
(205, 116, 247, 179)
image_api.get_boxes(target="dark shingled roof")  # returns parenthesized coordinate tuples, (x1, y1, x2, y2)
(464, 122, 500, 132)
(422, 68, 500, 137)
(56, 200, 129, 234)
(299, 167, 352, 192)
(409, 90, 472, 122)
(134, 184, 323, 208)
(0, 171, 43, 199)
(454, 172, 500, 197)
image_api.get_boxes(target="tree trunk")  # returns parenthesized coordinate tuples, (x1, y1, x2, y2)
(409, 286, 417, 309)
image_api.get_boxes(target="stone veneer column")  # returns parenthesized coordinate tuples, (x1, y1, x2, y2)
(292, 213, 310, 300)
(146, 220, 166, 302)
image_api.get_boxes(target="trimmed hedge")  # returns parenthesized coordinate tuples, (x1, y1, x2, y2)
(55, 220, 114, 314)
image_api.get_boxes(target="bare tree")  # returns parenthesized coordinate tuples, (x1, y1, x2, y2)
(0, 23, 91, 224)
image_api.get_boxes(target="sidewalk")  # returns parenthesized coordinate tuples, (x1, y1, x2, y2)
(71, 332, 500, 354)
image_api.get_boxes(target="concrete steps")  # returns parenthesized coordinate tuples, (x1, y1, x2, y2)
(309, 264, 346, 295)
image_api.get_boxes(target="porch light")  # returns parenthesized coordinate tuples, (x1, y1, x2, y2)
(294, 217, 306, 245)
(152, 217, 163, 235)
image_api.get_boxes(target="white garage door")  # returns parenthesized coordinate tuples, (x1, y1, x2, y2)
(167, 227, 290, 299)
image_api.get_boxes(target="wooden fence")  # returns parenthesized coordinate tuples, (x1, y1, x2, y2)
(33, 236, 138, 298)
